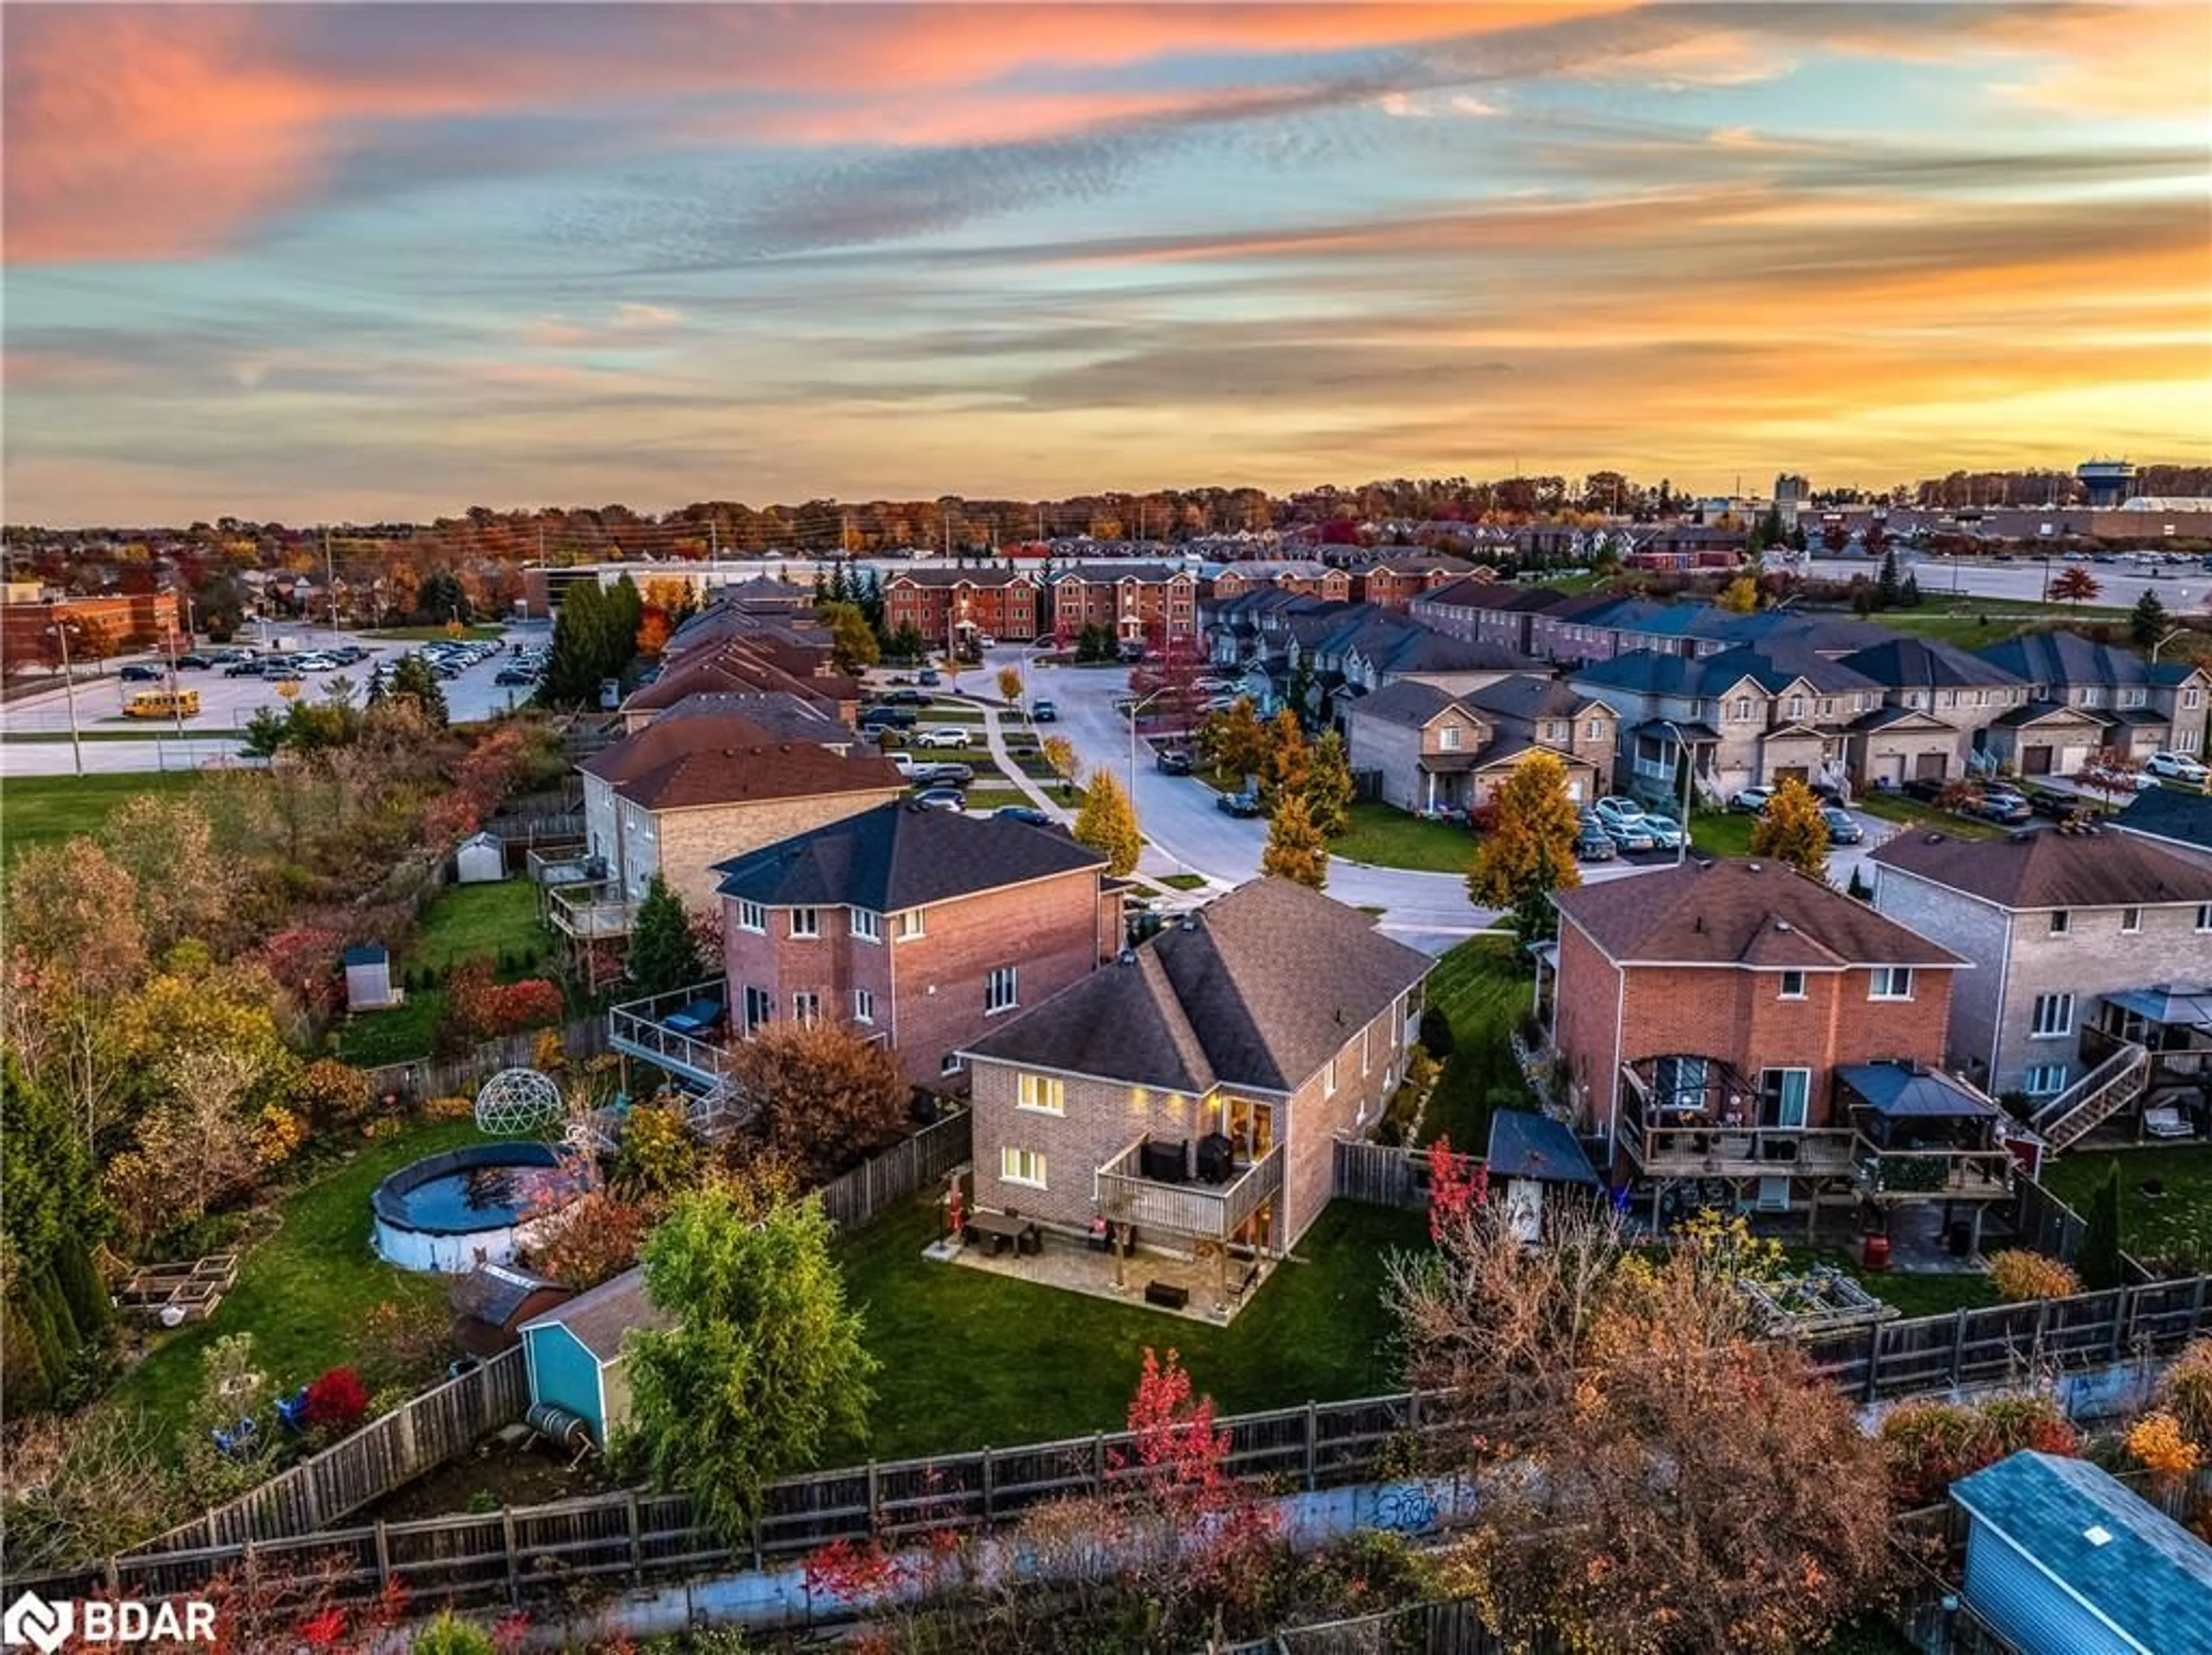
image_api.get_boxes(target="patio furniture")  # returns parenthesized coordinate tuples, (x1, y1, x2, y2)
(1145, 1280, 1190, 1311)
(967, 1210, 1039, 1258)
(2145, 1105, 2194, 1139)
(662, 999, 725, 1038)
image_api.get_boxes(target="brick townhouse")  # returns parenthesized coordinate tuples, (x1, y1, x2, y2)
(1207, 560, 1352, 603)
(963, 878, 1432, 1274)
(1410, 579, 1569, 656)
(1548, 858, 2016, 1228)
(1352, 555, 1482, 612)
(1047, 563, 1201, 650)
(713, 803, 1121, 1088)
(881, 566, 1042, 646)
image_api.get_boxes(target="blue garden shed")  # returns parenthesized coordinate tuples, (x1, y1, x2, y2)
(518, 1267, 672, 1447)
(1951, 1451, 2212, 1655)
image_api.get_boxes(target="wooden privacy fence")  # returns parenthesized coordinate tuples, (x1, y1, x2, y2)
(1332, 1140, 1430, 1210)
(816, 1110, 972, 1231)
(358, 1014, 608, 1105)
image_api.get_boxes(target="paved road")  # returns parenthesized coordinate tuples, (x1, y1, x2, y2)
(1793, 554, 2208, 615)
(0, 737, 253, 777)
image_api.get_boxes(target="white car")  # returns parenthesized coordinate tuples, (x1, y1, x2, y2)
(915, 726, 971, 749)
(885, 752, 917, 777)
(1638, 813, 1686, 850)
(1590, 796, 1644, 829)
(2143, 751, 2209, 784)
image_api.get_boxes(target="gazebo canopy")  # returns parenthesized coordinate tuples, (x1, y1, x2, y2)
(2105, 983, 2212, 1031)
(1486, 1109, 1602, 1188)
(1837, 1062, 1999, 1120)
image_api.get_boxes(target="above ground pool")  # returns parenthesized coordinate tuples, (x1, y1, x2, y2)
(371, 1142, 582, 1273)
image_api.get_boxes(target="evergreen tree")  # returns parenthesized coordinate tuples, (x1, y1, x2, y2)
(1876, 549, 1903, 609)
(1900, 571, 1922, 607)
(1261, 792, 1329, 889)
(811, 565, 829, 604)
(1304, 729, 1354, 838)
(2, 1052, 109, 1412)
(855, 568, 885, 633)
(2080, 1164, 2124, 1290)
(543, 582, 612, 706)
(627, 875, 707, 997)
(1072, 770, 1143, 876)
(388, 654, 450, 725)
(828, 560, 851, 604)
(2131, 588, 2170, 649)
(888, 622, 928, 662)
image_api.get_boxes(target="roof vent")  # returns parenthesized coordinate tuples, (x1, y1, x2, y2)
(1116, 948, 1137, 965)
(1775, 919, 1793, 932)
(2084, 1525, 2113, 1547)
(1177, 914, 1197, 931)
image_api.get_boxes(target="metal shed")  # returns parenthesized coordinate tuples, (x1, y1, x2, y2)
(342, 943, 399, 1012)
(454, 830, 506, 885)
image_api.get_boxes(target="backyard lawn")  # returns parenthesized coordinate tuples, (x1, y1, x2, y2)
(1778, 1247, 1998, 1320)
(2042, 1143, 2212, 1273)
(1330, 801, 1477, 874)
(1873, 600, 2121, 650)
(1855, 791, 2004, 840)
(0, 771, 201, 866)
(1689, 809, 1756, 858)
(832, 1199, 1431, 1461)
(111, 1118, 491, 1425)
(335, 880, 552, 1066)
(1415, 933, 1532, 1152)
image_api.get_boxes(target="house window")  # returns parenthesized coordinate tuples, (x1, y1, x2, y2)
(2186, 688, 2204, 710)
(2121, 907, 2142, 934)
(1001, 1146, 1048, 1189)
(1779, 970, 1806, 999)
(1758, 1067, 1810, 1129)
(1017, 1072, 1065, 1115)
(985, 966, 1018, 1014)
(894, 909, 927, 941)
(792, 991, 821, 1027)
(1732, 698, 1752, 721)
(2199, 904, 2212, 933)
(851, 908, 881, 942)
(941, 1052, 964, 1075)
(1586, 719, 1604, 739)
(2049, 911, 2070, 936)
(1438, 725, 1462, 752)
(2024, 1064, 2069, 1097)
(790, 907, 819, 938)
(852, 988, 875, 1024)
(737, 900, 767, 933)
(2124, 688, 2147, 708)
(1869, 967, 1914, 1001)
(2031, 993, 2074, 1039)
(743, 986, 773, 1031)
(1787, 695, 1806, 719)
(1325, 1056, 1339, 1097)
(1819, 698, 1834, 718)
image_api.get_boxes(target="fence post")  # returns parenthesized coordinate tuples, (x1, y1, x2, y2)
(982, 1448, 995, 1525)
(1304, 1402, 1319, 1490)
(867, 1461, 881, 1533)
(2111, 1286, 2131, 1363)
(373, 1521, 391, 1591)
(1093, 1433, 1106, 1494)
(2033, 1298, 2052, 1365)
(1950, 1308, 1968, 1388)
(1862, 1324, 1885, 1403)
(2194, 1277, 2209, 1343)
(502, 1510, 520, 1605)
(625, 1491, 642, 1585)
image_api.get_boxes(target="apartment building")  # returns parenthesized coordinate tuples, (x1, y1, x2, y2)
(881, 567, 1043, 646)
(1352, 555, 1483, 612)
(1047, 562, 1201, 650)
(1207, 560, 1352, 603)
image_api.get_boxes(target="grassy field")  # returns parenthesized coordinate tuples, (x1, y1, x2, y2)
(1330, 801, 1477, 874)
(0, 771, 202, 866)
(1689, 809, 1756, 858)
(112, 1119, 491, 1423)
(1157, 872, 1211, 891)
(335, 881, 551, 1066)
(2042, 1143, 2212, 1273)
(1873, 599, 2123, 650)
(1855, 791, 2006, 840)
(1416, 933, 1531, 1152)
(832, 1199, 1430, 1461)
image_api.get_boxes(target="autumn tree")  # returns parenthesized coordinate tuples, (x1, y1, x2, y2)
(1466, 751, 1581, 917)
(1749, 776, 1831, 881)
(626, 874, 709, 998)
(1040, 734, 1081, 800)
(1257, 707, 1310, 808)
(1073, 768, 1143, 876)
(100, 793, 241, 957)
(995, 666, 1023, 704)
(1304, 729, 1354, 838)
(724, 1020, 910, 1183)
(623, 1176, 878, 1541)
(635, 607, 672, 658)
(1261, 792, 1329, 889)
(2049, 565, 2102, 607)
(1200, 696, 1269, 784)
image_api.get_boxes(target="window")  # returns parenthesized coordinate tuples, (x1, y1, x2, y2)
(1819, 698, 1834, 717)
(941, 1051, 964, 1075)
(1586, 718, 1605, 739)
(851, 907, 881, 942)
(1779, 969, 1806, 1000)
(985, 966, 1019, 1014)
(737, 900, 767, 933)
(743, 986, 773, 1031)
(1869, 967, 1914, 1001)
(2186, 688, 2204, 711)
(2124, 688, 2147, 708)
(2121, 907, 2142, 934)
(791, 991, 820, 1027)
(1001, 1146, 1047, 1188)
(1438, 724, 1462, 752)
(851, 988, 875, 1024)
(790, 907, 819, 938)
(1758, 1067, 1810, 1129)
(1017, 1072, 1065, 1115)
(2200, 904, 2212, 933)
(2049, 910, 2070, 936)
(1731, 698, 1752, 721)
(1325, 1056, 1339, 1097)
(894, 909, 926, 942)
(1787, 695, 1806, 720)
(2031, 993, 2075, 1039)
(2024, 1064, 2069, 1097)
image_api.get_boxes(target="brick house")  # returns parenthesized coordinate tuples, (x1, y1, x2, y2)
(963, 879, 1431, 1271)
(1342, 677, 1612, 816)
(1410, 580, 1570, 656)
(1047, 563, 1201, 650)
(1548, 859, 2014, 1226)
(1869, 828, 2212, 1140)
(578, 709, 905, 912)
(1353, 555, 1482, 612)
(618, 639, 861, 730)
(1207, 560, 1351, 603)
(881, 567, 1043, 647)
(1977, 633, 2210, 765)
(712, 804, 1122, 1088)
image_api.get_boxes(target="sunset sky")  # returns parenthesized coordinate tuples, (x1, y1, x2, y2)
(5, 2, 2209, 525)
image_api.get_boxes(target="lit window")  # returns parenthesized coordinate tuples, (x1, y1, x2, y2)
(790, 908, 819, 938)
(1325, 1056, 1339, 1097)
(791, 991, 820, 1027)
(2120, 908, 2141, 934)
(1001, 1146, 1047, 1189)
(1869, 967, 1914, 1001)
(1779, 970, 1806, 999)
(851, 908, 881, 942)
(737, 900, 767, 933)
(894, 909, 927, 941)
(985, 966, 1019, 1014)
(852, 989, 875, 1024)
(1017, 1072, 1065, 1115)
(2031, 993, 2074, 1039)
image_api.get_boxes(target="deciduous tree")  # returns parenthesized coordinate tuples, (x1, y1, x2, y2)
(2049, 565, 2101, 607)
(1073, 768, 1143, 876)
(1718, 573, 1759, 613)
(816, 600, 880, 673)
(1749, 776, 1830, 881)
(1304, 729, 1354, 838)
(1258, 708, 1309, 808)
(1040, 734, 1080, 800)
(725, 1020, 910, 1183)
(995, 666, 1023, 703)
(1200, 696, 1268, 784)
(1261, 793, 1328, 889)
(1465, 751, 1581, 915)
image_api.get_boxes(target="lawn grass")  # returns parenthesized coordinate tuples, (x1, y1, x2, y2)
(2041, 1143, 2212, 1273)
(832, 1199, 1430, 1461)
(1689, 809, 1756, 858)
(1778, 1247, 1998, 1320)
(0, 772, 202, 865)
(1157, 873, 1211, 891)
(1855, 792, 2005, 840)
(1416, 933, 1532, 1152)
(111, 1118, 491, 1424)
(366, 624, 508, 641)
(1330, 801, 1478, 874)
(335, 881, 550, 1065)
(1872, 600, 2123, 651)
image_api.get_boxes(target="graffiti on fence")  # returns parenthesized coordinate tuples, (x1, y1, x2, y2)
(1371, 1480, 1445, 1533)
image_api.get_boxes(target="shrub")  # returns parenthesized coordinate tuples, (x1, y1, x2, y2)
(2126, 1410, 2203, 1479)
(1989, 1249, 2081, 1302)
(1880, 1392, 2077, 1506)
(2156, 1338, 2212, 1447)
(422, 1095, 476, 1122)
(293, 1058, 372, 1125)
(303, 1366, 372, 1432)
(494, 979, 565, 1032)
(250, 1104, 309, 1168)
(1417, 1004, 1456, 1059)
(410, 1612, 496, 1655)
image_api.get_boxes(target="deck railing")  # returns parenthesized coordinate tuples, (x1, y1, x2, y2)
(608, 979, 732, 1082)
(548, 880, 638, 940)
(1094, 1140, 1283, 1241)
(1619, 1116, 1859, 1179)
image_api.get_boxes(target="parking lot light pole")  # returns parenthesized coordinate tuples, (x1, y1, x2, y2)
(44, 602, 84, 777)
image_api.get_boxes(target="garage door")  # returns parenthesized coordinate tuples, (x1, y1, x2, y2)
(1914, 752, 1948, 781)
(1873, 754, 1905, 787)
(2022, 745, 2053, 775)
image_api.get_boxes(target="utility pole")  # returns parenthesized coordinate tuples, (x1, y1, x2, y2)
(163, 614, 186, 739)
(324, 526, 338, 633)
(46, 603, 84, 777)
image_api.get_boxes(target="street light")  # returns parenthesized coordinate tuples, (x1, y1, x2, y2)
(2149, 626, 2187, 664)
(1656, 718, 1695, 866)
(1126, 685, 1176, 796)
(42, 600, 85, 777)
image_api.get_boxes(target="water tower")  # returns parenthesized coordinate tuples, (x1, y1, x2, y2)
(2077, 459, 2135, 509)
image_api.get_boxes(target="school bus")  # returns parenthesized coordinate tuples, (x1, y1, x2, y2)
(124, 689, 200, 719)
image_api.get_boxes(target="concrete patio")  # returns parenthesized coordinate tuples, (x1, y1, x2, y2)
(927, 1230, 1277, 1325)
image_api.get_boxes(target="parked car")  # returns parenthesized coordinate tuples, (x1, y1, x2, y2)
(224, 660, 264, 677)
(1591, 796, 1644, 828)
(994, 805, 1052, 827)
(913, 787, 967, 812)
(1604, 816, 1658, 854)
(2144, 751, 2209, 784)
(175, 653, 212, 670)
(917, 669, 942, 687)
(1030, 699, 1058, 722)
(1156, 749, 1195, 775)
(884, 687, 929, 706)
(2025, 789, 2093, 823)
(1638, 813, 1686, 850)
(860, 707, 918, 729)
(917, 762, 973, 786)
(1575, 822, 1618, 862)
(1899, 776, 1950, 804)
(1820, 806, 1865, 844)
(1733, 786, 1777, 815)
(1972, 790, 2034, 825)
(915, 726, 971, 749)
(119, 663, 163, 681)
(886, 752, 917, 778)
(495, 667, 536, 686)
(1216, 789, 1263, 817)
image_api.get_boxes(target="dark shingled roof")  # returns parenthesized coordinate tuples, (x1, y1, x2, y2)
(1871, 827, 2212, 910)
(1978, 630, 2163, 689)
(2116, 787, 2212, 857)
(1839, 635, 2024, 691)
(714, 801, 1105, 911)
(1486, 1109, 1601, 1187)
(1952, 1452, 2212, 1652)
(519, 1266, 672, 1364)
(965, 878, 1431, 1093)
(1555, 858, 1965, 968)
(1835, 1062, 1999, 1119)
(582, 714, 902, 811)
(1352, 680, 1459, 728)
(657, 691, 851, 746)
(1462, 673, 1604, 723)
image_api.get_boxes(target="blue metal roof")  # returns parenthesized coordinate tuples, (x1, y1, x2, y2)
(1836, 1062, 2000, 1119)
(1952, 1452, 2212, 1652)
(342, 944, 388, 967)
(1484, 1109, 1601, 1188)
